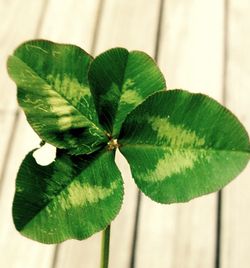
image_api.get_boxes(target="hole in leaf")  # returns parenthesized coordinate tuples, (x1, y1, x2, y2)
(33, 143, 57, 166)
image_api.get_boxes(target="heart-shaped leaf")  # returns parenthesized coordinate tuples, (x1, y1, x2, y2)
(88, 48, 166, 136)
(7, 40, 108, 155)
(13, 149, 123, 243)
(119, 90, 250, 203)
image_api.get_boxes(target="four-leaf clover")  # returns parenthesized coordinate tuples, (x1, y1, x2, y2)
(7, 40, 250, 244)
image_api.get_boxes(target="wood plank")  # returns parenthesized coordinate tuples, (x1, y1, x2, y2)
(0, 0, 46, 174)
(135, 1, 224, 267)
(0, 111, 17, 174)
(40, 0, 99, 51)
(94, 0, 160, 54)
(38, 1, 104, 267)
(54, 0, 162, 267)
(0, 0, 45, 111)
(0, 1, 56, 267)
(92, 1, 162, 267)
(221, 1, 250, 267)
(0, 1, 100, 267)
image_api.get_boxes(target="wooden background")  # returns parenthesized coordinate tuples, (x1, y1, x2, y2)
(0, 0, 250, 267)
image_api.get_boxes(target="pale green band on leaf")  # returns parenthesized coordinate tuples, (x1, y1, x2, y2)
(119, 90, 250, 203)
(88, 48, 166, 136)
(7, 40, 108, 155)
(12, 149, 124, 244)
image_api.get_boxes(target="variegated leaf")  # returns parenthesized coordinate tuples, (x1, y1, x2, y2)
(88, 48, 166, 136)
(13, 149, 123, 244)
(119, 90, 250, 203)
(7, 40, 108, 155)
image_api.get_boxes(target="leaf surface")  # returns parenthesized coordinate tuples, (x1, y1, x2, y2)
(88, 48, 166, 136)
(7, 40, 108, 155)
(119, 90, 250, 203)
(13, 149, 123, 244)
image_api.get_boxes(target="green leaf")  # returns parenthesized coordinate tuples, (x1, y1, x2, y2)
(119, 90, 250, 204)
(13, 149, 124, 244)
(7, 40, 108, 155)
(88, 48, 166, 136)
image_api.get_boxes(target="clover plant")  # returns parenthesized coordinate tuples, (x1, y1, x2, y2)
(7, 40, 250, 268)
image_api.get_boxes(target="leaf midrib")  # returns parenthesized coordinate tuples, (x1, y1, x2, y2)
(110, 50, 130, 134)
(120, 142, 250, 154)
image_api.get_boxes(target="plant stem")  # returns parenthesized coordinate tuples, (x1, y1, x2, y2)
(100, 225, 111, 268)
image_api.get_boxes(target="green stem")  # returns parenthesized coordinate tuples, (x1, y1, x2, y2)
(100, 225, 111, 268)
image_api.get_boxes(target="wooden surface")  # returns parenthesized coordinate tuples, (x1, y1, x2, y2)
(0, 1, 249, 267)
